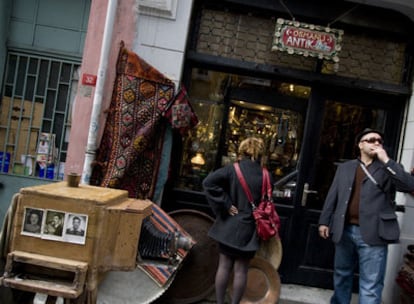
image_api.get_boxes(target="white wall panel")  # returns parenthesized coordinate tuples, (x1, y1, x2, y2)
(134, 0, 194, 86)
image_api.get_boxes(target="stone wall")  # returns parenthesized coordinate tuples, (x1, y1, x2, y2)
(197, 8, 406, 85)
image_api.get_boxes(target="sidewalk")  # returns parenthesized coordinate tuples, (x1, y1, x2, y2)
(193, 284, 358, 304)
(0, 284, 359, 304)
(278, 284, 358, 304)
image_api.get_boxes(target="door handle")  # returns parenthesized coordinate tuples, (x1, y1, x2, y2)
(301, 183, 318, 207)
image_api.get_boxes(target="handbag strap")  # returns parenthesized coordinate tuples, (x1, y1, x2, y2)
(262, 168, 273, 199)
(234, 163, 267, 208)
(234, 162, 254, 203)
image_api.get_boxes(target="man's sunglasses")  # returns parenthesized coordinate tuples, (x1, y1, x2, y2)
(360, 137, 384, 144)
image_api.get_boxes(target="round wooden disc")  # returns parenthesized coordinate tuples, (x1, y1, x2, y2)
(162, 209, 218, 304)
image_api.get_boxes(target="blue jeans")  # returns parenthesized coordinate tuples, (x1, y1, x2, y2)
(331, 225, 387, 304)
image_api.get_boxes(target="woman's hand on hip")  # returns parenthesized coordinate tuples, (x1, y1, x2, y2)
(228, 205, 238, 216)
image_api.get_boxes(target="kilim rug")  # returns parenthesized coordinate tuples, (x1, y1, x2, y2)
(90, 42, 175, 199)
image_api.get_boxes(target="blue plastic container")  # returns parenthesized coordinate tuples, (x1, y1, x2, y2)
(46, 163, 54, 179)
(0, 152, 10, 173)
(39, 166, 45, 178)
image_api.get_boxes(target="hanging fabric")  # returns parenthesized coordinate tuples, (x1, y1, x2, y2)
(90, 42, 175, 199)
(163, 84, 199, 136)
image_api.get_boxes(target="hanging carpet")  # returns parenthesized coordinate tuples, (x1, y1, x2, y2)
(90, 42, 175, 199)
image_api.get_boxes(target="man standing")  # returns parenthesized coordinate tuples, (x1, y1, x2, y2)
(318, 128, 414, 304)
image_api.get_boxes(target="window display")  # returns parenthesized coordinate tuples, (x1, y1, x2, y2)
(175, 69, 307, 204)
(176, 101, 224, 191)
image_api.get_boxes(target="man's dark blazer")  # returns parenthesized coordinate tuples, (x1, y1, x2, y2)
(319, 158, 414, 245)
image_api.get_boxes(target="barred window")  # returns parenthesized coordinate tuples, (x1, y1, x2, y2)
(0, 52, 80, 179)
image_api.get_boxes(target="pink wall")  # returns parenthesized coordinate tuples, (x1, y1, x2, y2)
(65, 0, 137, 177)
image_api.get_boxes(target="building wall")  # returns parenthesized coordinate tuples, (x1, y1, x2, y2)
(132, 0, 194, 87)
(197, 8, 406, 85)
(66, 0, 194, 176)
(65, 0, 137, 175)
(384, 90, 414, 303)
(7, 0, 89, 58)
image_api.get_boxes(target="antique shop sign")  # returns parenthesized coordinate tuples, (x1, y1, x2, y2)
(272, 18, 344, 62)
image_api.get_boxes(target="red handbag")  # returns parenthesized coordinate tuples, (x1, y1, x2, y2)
(234, 163, 281, 241)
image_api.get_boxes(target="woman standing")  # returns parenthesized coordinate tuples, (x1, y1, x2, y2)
(202, 137, 266, 304)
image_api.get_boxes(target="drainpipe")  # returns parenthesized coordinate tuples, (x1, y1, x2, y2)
(81, 0, 118, 184)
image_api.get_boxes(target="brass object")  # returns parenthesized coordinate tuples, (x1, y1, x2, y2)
(67, 173, 81, 187)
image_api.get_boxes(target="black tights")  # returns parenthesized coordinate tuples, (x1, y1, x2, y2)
(215, 253, 250, 304)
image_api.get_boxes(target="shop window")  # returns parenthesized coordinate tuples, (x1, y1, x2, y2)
(175, 69, 306, 204)
(176, 98, 225, 191)
(226, 100, 302, 200)
(0, 52, 79, 179)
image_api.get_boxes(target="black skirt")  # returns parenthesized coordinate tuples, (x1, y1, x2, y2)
(219, 242, 256, 259)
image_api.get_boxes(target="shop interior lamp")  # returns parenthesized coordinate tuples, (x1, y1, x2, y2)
(191, 152, 205, 167)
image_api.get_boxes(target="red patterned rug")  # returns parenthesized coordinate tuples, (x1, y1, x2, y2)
(90, 42, 175, 199)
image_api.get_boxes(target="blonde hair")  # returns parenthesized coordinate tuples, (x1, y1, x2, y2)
(238, 137, 265, 162)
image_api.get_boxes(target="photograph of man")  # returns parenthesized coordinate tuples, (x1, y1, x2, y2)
(66, 215, 85, 236)
(43, 211, 64, 236)
(23, 208, 43, 234)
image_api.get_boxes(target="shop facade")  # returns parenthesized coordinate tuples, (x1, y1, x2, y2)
(1, 0, 414, 303)
(160, 2, 414, 301)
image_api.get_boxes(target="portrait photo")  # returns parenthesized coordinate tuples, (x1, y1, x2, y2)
(21, 207, 44, 236)
(42, 210, 65, 238)
(65, 214, 87, 236)
(64, 213, 88, 245)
